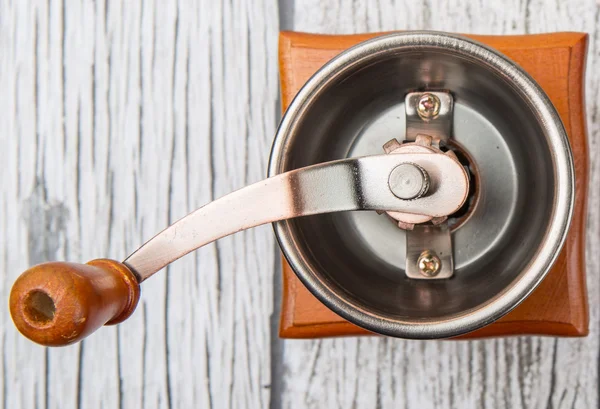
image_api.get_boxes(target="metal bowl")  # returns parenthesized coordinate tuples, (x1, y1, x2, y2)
(268, 32, 574, 338)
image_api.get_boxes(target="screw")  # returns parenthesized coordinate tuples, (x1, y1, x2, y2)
(417, 251, 441, 277)
(416, 93, 441, 120)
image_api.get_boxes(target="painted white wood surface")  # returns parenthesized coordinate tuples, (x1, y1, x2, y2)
(0, 1, 279, 408)
(0, 0, 598, 408)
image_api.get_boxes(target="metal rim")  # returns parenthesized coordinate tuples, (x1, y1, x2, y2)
(268, 31, 575, 339)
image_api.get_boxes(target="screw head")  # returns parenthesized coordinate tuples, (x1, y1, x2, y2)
(417, 93, 441, 120)
(417, 251, 441, 277)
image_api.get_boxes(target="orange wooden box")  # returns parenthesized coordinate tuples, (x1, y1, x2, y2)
(278, 31, 589, 339)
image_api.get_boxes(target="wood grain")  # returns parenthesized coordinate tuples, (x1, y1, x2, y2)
(10, 259, 140, 347)
(279, 1, 600, 408)
(0, 0, 278, 408)
(0, 0, 599, 408)
(278, 31, 589, 339)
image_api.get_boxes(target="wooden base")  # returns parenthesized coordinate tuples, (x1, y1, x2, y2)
(278, 31, 589, 339)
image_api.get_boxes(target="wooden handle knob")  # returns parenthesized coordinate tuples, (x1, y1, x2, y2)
(9, 259, 140, 347)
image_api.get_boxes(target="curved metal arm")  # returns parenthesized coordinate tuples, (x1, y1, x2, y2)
(9, 151, 468, 346)
(125, 152, 468, 281)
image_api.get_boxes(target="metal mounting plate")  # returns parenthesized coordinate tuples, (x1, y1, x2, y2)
(405, 224, 454, 279)
(404, 91, 455, 279)
(405, 92, 453, 142)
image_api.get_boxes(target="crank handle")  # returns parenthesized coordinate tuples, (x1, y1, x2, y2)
(10, 151, 468, 346)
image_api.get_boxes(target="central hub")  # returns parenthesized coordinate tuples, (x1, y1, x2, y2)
(388, 163, 430, 200)
(382, 134, 466, 230)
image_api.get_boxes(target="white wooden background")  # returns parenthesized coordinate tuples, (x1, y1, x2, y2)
(0, 0, 598, 408)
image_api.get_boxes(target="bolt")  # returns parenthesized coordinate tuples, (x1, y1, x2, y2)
(388, 163, 430, 200)
(417, 93, 441, 120)
(417, 251, 441, 277)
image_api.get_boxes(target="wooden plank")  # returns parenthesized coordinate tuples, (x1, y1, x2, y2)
(280, 0, 600, 408)
(0, 0, 279, 408)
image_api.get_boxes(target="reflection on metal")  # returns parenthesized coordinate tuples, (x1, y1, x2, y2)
(125, 151, 468, 281)
(382, 134, 462, 229)
(406, 224, 454, 280)
(405, 91, 453, 142)
(403, 91, 456, 279)
(268, 32, 574, 339)
(417, 251, 442, 277)
(388, 163, 430, 200)
(416, 93, 441, 120)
